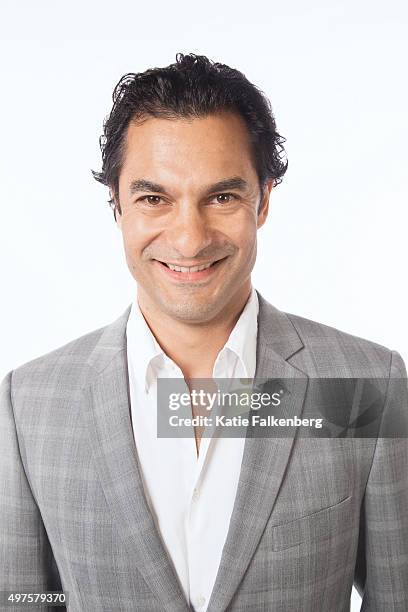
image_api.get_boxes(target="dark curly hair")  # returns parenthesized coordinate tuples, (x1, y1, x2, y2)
(92, 52, 288, 219)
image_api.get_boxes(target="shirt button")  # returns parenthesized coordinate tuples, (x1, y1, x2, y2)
(195, 595, 206, 608)
(192, 488, 200, 502)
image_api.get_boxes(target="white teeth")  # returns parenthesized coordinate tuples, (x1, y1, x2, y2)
(166, 261, 214, 273)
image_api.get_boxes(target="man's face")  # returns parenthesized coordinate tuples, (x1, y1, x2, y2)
(115, 110, 272, 323)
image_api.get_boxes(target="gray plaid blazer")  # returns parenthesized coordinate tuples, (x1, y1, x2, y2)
(1, 290, 407, 611)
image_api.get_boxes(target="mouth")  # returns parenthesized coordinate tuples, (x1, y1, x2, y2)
(153, 256, 228, 281)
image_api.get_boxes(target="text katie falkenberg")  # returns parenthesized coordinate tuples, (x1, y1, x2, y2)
(165, 389, 323, 429)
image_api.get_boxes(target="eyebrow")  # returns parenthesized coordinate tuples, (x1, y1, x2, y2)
(128, 176, 249, 197)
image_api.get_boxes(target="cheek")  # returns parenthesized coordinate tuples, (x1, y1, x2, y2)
(229, 220, 257, 254)
(121, 219, 151, 253)
(233, 228, 258, 270)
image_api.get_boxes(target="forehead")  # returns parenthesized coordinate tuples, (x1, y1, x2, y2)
(120, 111, 258, 187)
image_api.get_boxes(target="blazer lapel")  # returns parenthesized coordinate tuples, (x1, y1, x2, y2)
(82, 306, 190, 612)
(206, 291, 309, 612)
(81, 290, 308, 612)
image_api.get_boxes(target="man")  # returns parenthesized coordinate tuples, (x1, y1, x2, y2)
(1, 53, 407, 612)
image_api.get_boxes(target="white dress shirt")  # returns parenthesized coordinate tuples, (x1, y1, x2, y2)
(126, 287, 259, 612)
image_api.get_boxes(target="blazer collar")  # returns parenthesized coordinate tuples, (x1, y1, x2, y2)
(256, 290, 304, 361)
(86, 288, 305, 375)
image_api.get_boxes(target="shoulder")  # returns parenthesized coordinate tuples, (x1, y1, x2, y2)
(9, 325, 105, 397)
(8, 304, 131, 398)
(285, 311, 406, 378)
(287, 310, 389, 353)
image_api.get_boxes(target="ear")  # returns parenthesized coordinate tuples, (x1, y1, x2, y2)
(257, 180, 273, 228)
(110, 190, 122, 228)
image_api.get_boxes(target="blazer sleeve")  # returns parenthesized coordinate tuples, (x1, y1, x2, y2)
(0, 371, 65, 612)
(354, 350, 408, 611)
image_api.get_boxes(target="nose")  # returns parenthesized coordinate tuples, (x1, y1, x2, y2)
(168, 203, 212, 259)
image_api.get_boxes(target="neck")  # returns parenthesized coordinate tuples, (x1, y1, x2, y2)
(136, 284, 253, 379)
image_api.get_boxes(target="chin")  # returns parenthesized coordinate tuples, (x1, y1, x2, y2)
(161, 300, 219, 323)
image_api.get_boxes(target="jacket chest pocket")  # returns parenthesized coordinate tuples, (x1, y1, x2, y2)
(270, 494, 353, 551)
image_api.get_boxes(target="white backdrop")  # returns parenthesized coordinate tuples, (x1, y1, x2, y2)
(2, 2, 407, 608)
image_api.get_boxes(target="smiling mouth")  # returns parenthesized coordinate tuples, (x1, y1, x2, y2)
(155, 257, 227, 273)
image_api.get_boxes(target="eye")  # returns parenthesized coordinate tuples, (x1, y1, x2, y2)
(213, 193, 237, 204)
(137, 195, 164, 206)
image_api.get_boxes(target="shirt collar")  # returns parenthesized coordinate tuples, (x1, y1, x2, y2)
(126, 286, 259, 392)
(126, 297, 165, 393)
(214, 286, 259, 379)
